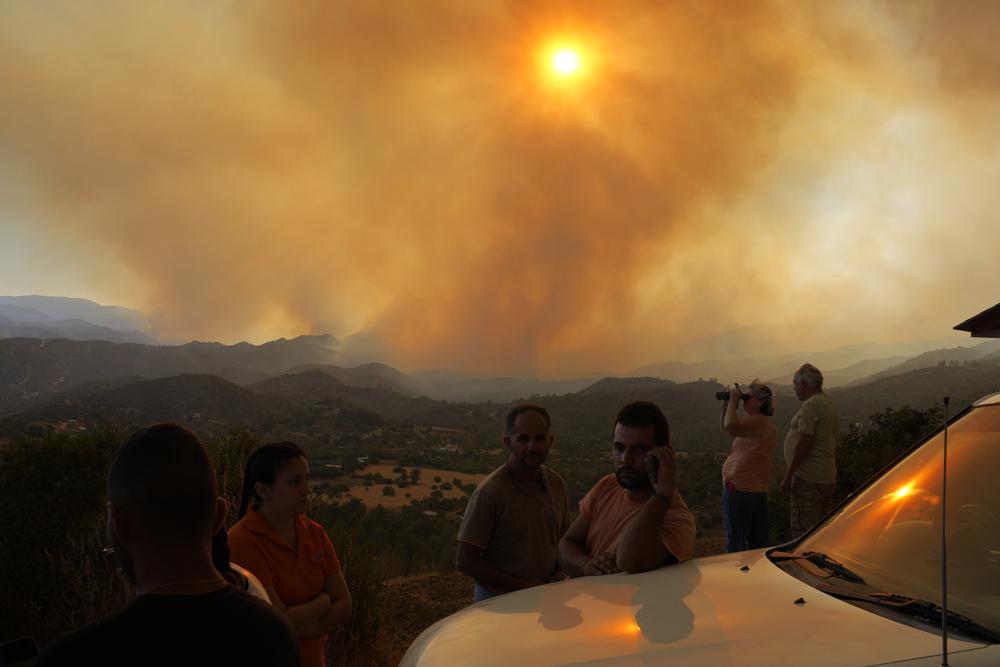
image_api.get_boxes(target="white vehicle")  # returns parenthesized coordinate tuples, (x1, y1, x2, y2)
(402, 308, 1000, 666)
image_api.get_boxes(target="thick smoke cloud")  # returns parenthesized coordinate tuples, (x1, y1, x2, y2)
(1, 1, 998, 375)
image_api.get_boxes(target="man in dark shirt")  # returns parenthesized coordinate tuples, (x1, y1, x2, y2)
(37, 423, 300, 667)
(456, 403, 571, 601)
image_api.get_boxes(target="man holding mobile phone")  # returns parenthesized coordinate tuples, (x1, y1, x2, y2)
(558, 401, 696, 577)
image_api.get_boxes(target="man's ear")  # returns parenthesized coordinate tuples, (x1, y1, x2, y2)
(211, 497, 228, 535)
(502, 435, 512, 450)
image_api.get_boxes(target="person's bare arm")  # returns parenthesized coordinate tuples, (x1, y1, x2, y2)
(456, 541, 545, 593)
(299, 572, 352, 637)
(723, 411, 766, 438)
(781, 433, 815, 491)
(559, 512, 619, 577)
(615, 446, 678, 574)
(264, 586, 331, 636)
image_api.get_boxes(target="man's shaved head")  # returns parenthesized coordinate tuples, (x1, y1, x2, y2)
(107, 423, 218, 546)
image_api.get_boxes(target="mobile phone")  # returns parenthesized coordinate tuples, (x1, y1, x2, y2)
(644, 454, 659, 485)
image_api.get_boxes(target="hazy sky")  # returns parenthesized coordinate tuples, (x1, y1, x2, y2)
(2, 1, 998, 376)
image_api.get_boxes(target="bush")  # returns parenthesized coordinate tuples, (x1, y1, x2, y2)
(0, 425, 122, 641)
(324, 541, 392, 667)
(203, 430, 257, 524)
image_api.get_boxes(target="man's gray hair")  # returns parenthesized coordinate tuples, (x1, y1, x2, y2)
(795, 363, 824, 390)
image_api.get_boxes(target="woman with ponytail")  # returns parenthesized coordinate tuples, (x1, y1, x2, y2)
(229, 442, 351, 667)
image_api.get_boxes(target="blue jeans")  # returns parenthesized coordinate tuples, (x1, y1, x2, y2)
(722, 486, 769, 552)
(474, 582, 499, 603)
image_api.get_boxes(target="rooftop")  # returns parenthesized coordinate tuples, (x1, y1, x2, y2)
(954, 302, 1000, 338)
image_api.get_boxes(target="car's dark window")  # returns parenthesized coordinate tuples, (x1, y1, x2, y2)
(792, 405, 1000, 635)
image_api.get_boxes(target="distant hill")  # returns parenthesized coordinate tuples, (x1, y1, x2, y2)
(766, 355, 910, 387)
(0, 335, 348, 417)
(631, 337, 978, 387)
(408, 371, 601, 402)
(827, 358, 1000, 424)
(0, 295, 151, 335)
(844, 339, 1000, 386)
(577, 376, 675, 395)
(285, 362, 423, 397)
(0, 374, 279, 434)
(249, 369, 484, 426)
(0, 312, 158, 345)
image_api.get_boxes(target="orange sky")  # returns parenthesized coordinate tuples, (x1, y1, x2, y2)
(1, 1, 998, 376)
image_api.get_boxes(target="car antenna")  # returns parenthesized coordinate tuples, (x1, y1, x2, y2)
(940, 396, 950, 667)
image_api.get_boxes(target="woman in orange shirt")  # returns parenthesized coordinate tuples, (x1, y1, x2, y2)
(229, 442, 351, 667)
(720, 381, 777, 553)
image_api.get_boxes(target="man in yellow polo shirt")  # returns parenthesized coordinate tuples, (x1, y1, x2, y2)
(782, 363, 840, 538)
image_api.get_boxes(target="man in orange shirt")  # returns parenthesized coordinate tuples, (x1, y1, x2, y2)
(559, 401, 696, 576)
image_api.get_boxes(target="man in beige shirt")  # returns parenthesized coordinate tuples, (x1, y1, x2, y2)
(457, 403, 571, 602)
(782, 363, 840, 538)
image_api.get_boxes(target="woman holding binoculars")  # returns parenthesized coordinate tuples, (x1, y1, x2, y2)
(719, 381, 777, 552)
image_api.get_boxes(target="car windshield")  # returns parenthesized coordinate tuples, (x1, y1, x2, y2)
(789, 403, 1000, 636)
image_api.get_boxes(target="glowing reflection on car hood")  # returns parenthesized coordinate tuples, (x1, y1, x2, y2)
(401, 549, 989, 666)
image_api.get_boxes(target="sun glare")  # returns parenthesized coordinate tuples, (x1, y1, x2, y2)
(892, 483, 914, 500)
(552, 48, 580, 76)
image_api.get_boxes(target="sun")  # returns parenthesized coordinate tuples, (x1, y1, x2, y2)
(551, 48, 580, 76)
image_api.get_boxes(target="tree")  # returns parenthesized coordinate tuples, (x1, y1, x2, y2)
(382, 485, 396, 497)
(837, 405, 943, 501)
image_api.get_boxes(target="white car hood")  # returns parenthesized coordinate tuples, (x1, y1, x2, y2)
(401, 550, 990, 666)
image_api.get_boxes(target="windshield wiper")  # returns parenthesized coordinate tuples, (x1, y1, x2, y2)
(770, 550, 1000, 643)
(802, 551, 866, 584)
(825, 591, 1000, 644)
(770, 550, 866, 585)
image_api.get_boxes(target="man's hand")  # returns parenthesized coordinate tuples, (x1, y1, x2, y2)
(583, 552, 620, 576)
(549, 570, 570, 583)
(648, 444, 677, 498)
